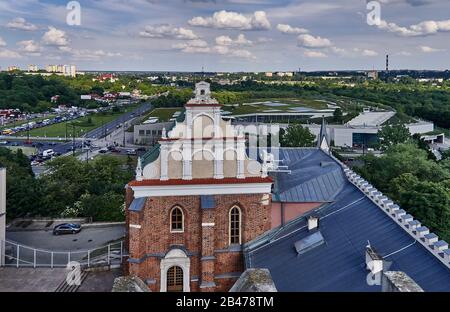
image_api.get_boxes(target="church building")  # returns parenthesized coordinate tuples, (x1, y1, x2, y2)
(125, 82, 274, 292)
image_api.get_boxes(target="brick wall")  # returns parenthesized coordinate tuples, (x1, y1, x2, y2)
(126, 190, 272, 292)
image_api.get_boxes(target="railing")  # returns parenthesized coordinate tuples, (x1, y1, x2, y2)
(0, 239, 125, 268)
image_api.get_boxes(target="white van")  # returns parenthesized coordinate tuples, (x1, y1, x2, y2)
(42, 149, 55, 157)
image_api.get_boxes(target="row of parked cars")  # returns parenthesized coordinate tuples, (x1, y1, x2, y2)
(1, 112, 85, 136)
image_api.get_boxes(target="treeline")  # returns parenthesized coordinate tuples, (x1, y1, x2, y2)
(354, 143, 450, 241)
(0, 148, 134, 222)
(0, 73, 79, 112)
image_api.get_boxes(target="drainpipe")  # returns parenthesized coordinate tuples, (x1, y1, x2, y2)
(281, 202, 285, 226)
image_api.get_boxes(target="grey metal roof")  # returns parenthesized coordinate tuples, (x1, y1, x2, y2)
(201, 195, 215, 209)
(129, 197, 147, 212)
(245, 148, 450, 292)
(273, 149, 346, 202)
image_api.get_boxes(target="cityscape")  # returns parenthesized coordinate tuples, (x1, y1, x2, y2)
(0, 0, 450, 306)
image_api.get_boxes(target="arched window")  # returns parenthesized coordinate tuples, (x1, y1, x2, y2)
(170, 207, 184, 232)
(229, 206, 242, 245)
(167, 266, 183, 292)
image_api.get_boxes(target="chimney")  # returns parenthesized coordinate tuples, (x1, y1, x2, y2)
(308, 216, 319, 231)
(366, 244, 383, 275)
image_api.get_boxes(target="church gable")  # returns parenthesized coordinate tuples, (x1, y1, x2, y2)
(137, 81, 263, 182)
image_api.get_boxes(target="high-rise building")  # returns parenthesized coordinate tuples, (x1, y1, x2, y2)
(63, 65, 77, 77)
(28, 65, 38, 72)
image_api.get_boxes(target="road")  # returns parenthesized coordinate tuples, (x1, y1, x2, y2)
(6, 224, 125, 251)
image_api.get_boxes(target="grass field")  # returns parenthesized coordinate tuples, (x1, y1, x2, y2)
(221, 98, 332, 115)
(6, 146, 37, 156)
(16, 106, 138, 138)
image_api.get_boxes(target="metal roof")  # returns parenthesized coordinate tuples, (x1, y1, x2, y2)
(245, 148, 450, 292)
(128, 197, 147, 212)
(273, 149, 346, 203)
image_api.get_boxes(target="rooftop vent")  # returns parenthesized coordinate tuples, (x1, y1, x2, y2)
(308, 216, 319, 231)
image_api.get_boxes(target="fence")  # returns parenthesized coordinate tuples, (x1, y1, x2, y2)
(0, 239, 125, 268)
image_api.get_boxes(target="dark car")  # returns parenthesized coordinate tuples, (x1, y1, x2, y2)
(53, 223, 82, 235)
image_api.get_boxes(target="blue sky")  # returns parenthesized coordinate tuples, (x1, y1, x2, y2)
(0, 0, 449, 71)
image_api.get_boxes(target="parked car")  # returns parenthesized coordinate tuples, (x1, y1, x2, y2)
(53, 223, 82, 235)
(126, 149, 137, 155)
(99, 148, 109, 154)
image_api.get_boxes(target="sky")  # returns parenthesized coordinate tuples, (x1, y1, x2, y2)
(0, 0, 449, 72)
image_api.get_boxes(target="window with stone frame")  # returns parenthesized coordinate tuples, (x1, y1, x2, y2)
(229, 206, 242, 245)
(170, 207, 184, 232)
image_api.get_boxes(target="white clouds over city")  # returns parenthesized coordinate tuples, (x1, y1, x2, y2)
(189, 10, 271, 30)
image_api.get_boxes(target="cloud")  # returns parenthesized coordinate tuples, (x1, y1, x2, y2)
(42, 27, 69, 46)
(277, 24, 308, 34)
(70, 49, 123, 60)
(377, 19, 450, 37)
(0, 49, 21, 58)
(172, 39, 210, 53)
(303, 51, 327, 58)
(17, 40, 41, 55)
(297, 34, 332, 48)
(353, 48, 378, 56)
(188, 10, 270, 30)
(0, 37, 6, 47)
(139, 24, 198, 40)
(419, 45, 444, 53)
(6, 17, 38, 31)
(172, 38, 255, 59)
(215, 34, 252, 46)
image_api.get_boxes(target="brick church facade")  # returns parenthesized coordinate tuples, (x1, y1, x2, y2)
(125, 82, 274, 292)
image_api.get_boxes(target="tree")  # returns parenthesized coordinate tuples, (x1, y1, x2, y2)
(333, 108, 343, 123)
(378, 123, 411, 151)
(281, 124, 316, 147)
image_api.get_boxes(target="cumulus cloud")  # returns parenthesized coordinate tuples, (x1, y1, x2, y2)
(6, 18, 38, 31)
(17, 40, 41, 55)
(42, 27, 69, 46)
(172, 40, 210, 53)
(139, 24, 198, 40)
(297, 34, 332, 48)
(215, 34, 252, 46)
(377, 19, 450, 37)
(0, 49, 21, 58)
(172, 38, 255, 59)
(353, 48, 378, 56)
(70, 49, 123, 60)
(277, 24, 308, 34)
(0, 38, 6, 47)
(419, 45, 444, 53)
(303, 50, 327, 58)
(188, 10, 270, 30)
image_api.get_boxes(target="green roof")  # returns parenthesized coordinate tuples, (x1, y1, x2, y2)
(141, 143, 161, 167)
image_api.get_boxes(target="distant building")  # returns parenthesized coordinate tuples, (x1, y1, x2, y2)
(28, 65, 38, 72)
(45, 64, 76, 77)
(367, 70, 378, 80)
(265, 72, 273, 77)
(63, 65, 77, 77)
(7, 66, 19, 72)
(134, 122, 173, 145)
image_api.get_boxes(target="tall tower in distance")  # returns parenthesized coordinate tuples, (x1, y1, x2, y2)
(386, 54, 389, 72)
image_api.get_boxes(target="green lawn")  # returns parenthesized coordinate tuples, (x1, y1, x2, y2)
(16, 106, 138, 138)
(6, 146, 37, 156)
(221, 98, 331, 115)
